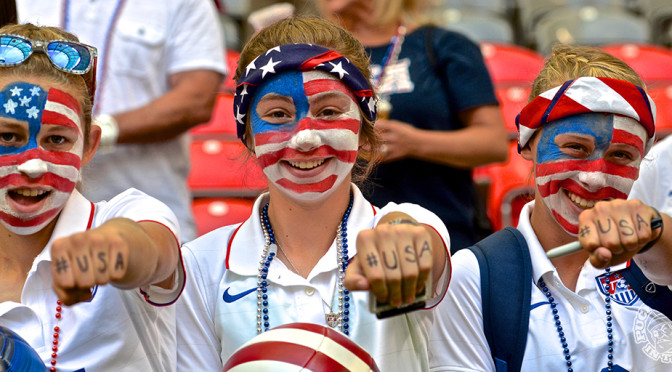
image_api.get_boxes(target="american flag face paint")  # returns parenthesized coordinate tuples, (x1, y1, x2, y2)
(251, 70, 360, 201)
(0, 81, 84, 235)
(534, 113, 647, 235)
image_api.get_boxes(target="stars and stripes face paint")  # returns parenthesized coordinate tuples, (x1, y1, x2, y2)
(0, 81, 84, 235)
(251, 70, 360, 201)
(534, 113, 648, 235)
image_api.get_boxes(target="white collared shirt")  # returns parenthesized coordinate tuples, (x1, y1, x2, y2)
(430, 201, 672, 371)
(177, 184, 451, 371)
(0, 188, 184, 372)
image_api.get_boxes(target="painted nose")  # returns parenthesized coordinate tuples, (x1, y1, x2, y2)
(17, 159, 48, 178)
(289, 129, 321, 151)
(577, 164, 608, 190)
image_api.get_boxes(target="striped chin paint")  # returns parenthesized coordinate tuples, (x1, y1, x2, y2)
(535, 113, 647, 235)
(0, 82, 84, 235)
(251, 70, 360, 202)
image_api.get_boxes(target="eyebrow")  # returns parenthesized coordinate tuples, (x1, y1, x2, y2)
(259, 93, 294, 103)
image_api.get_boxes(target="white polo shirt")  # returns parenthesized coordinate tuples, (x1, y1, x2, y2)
(177, 184, 451, 372)
(630, 134, 672, 215)
(0, 189, 184, 372)
(430, 201, 672, 371)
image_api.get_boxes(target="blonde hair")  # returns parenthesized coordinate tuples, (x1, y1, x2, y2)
(530, 44, 646, 101)
(237, 16, 380, 183)
(0, 23, 94, 144)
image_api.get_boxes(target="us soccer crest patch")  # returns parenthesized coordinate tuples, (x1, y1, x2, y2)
(596, 270, 639, 306)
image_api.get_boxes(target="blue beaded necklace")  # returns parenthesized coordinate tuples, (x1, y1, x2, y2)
(538, 267, 615, 372)
(257, 194, 354, 335)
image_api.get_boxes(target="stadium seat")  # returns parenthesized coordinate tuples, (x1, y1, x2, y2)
(188, 139, 267, 197)
(639, 0, 672, 46)
(600, 43, 672, 86)
(192, 197, 255, 237)
(437, 9, 514, 44)
(533, 6, 650, 55)
(495, 84, 532, 135)
(191, 93, 237, 138)
(479, 141, 534, 231)
(221, 49, 240, 93)
(480, 42, 545, 85)
(648, 84, 672, 137)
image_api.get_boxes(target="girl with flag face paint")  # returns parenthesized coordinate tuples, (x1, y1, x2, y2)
(176, 17, 451, 371)
(430, 45, 672, 371)
(0, 24, 184, 371)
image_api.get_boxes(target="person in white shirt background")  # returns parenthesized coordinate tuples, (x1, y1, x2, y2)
(176, 16, 451, 372)
(0, 23, 184, 372)
(17, 0, 227, 241)
(430, 44, 672, 371)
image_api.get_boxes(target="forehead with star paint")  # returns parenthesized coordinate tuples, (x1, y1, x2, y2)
(234, 43, 376, 144)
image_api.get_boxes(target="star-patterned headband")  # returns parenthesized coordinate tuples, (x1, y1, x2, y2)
(233, 43, 376, 141)
(516, 76, 656, 152)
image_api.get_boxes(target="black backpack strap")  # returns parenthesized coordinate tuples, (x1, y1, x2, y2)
(620, 260, 672, 320)
(468, 227, 532, 372)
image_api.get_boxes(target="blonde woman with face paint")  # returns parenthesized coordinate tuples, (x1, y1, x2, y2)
(176, 17, 451, 371)
(0, 24, 184, 371)
(430, 45, 672, 371)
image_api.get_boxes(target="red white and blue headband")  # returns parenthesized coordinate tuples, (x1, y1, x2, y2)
(233, 43, 376, 141)
(516, 76, 656, 152)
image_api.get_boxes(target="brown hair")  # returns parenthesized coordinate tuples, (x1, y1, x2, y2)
(237, 16, 380, 183)
(0, 23, 94, 144)
(530, 44, 646, 101)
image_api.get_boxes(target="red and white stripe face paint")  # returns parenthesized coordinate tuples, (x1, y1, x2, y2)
(250, 70, 360, 202)
(0, 82, 84, 235)
(534, 113, 647, 235)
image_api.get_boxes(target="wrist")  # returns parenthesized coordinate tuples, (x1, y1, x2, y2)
(94, 114, 119, 152)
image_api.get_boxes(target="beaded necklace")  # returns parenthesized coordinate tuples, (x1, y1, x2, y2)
(257, 194, 354, 335)
(372, 24, 407, 119)
(538, 267, 615, 372)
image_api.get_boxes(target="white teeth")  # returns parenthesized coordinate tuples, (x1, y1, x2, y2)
(14, 189, 47, 197)
(288, 159, 326, 169)
(567, 191, 596, 209)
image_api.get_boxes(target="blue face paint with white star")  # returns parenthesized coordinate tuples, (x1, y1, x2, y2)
(0, 82, 47, 155)
(250, 71, 309, 136)
(536, 113, 614, 164)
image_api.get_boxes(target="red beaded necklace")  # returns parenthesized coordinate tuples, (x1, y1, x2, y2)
(50, 300, 63, 371)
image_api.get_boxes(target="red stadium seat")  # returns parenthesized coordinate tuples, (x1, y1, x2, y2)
(600, 43, 672, 86)
(495, 84, 532, 135)
(648, 84, 672, 137)
(479, 141, 534, 231)
(191, 93, 237, 138)
(221, 49, 240, 93)
(480, 42, 545, 85)
(188, 139, 267, 197)
(192, 197, 255, 237)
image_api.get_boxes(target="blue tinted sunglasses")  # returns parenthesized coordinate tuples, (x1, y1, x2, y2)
(0, 34, 98, 104)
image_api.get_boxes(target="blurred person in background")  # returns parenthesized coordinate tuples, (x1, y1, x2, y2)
(318, 0, 509, 252)
(17, 0, 227, 241)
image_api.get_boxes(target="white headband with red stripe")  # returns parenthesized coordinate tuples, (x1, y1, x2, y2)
(516, 77, 656, 152)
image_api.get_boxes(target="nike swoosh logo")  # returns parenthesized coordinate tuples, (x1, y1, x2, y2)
(223, 287, 257, 303)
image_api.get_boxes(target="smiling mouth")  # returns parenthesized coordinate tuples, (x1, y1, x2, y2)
(9, 188, 50, 204)
(566, 189, 608, 209)
(287, 159, 326, 170)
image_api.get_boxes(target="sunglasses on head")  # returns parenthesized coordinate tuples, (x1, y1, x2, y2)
(0, 33, 98, 105)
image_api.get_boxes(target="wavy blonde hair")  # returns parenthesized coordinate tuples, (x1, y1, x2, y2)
(530, 44, 646, 101)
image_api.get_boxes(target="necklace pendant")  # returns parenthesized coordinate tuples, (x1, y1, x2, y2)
(325, 312, 339, 328)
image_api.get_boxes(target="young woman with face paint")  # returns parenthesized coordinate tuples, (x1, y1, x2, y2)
(176, 17, 451, 371)
(429, 44, 672, 371)
(0, 24, 184, 371)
